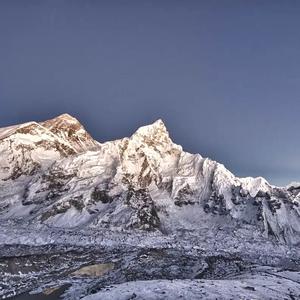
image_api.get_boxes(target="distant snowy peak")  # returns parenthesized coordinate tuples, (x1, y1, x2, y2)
(0, 113, 98, 153)
(0, 114, 101, 181)
(40, 113, 100, 152)
(0, 120, 78, 181)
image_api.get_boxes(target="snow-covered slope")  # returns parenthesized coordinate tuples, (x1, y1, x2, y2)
(0, 114, 299, 244)
(82, 276, 300, 300)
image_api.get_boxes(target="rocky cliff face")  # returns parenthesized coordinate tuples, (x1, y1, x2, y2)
(0, 114, 299, 244)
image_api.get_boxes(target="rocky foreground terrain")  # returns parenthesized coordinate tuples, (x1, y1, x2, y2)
(0, 114, 299, 299)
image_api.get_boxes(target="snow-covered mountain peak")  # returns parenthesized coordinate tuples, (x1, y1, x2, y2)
(51, 113, 79, 122)
(131, 119, 180, 150)
(114, 119, 183, 189)
(135, 118, 166, 133)
(134, 119, 167, 137)
(40, 113, 100, 152)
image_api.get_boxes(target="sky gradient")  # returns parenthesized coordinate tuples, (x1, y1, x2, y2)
(0, 0, 300, 186)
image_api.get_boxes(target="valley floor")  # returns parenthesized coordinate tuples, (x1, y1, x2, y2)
(0, 222, 299, 299)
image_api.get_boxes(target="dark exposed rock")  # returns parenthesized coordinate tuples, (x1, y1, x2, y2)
(91, 188, 112, 204)
(126, 187, 160, 231)
(69, 196, 85, 211)
(203, 191, 229, 215)
(196, 255, 247, 279)
(174, 184, 196, 207)
(41, 202, 71, 222)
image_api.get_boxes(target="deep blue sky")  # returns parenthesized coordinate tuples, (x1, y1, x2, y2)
(0, 1, 299, 185)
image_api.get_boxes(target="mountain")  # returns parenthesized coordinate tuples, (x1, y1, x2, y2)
(40, 113, 100, 152)
(0, 114, 299, 245)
